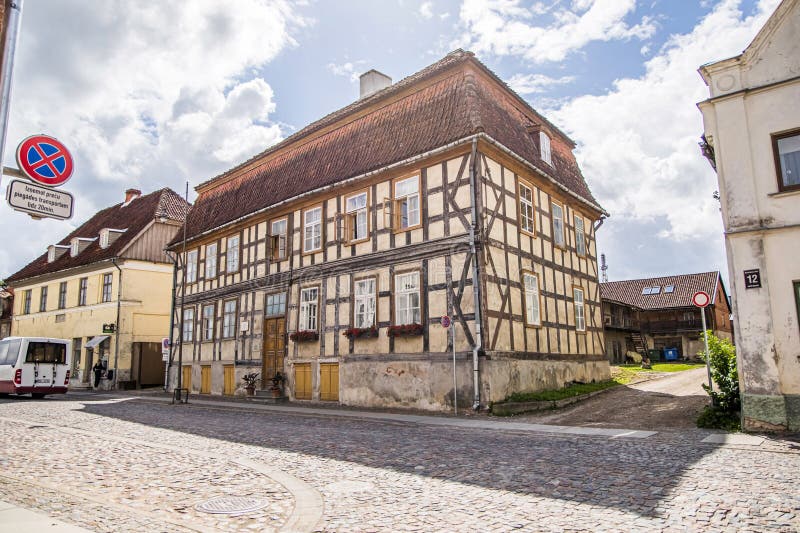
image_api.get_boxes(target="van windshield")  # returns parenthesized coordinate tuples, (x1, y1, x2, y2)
(0, 340, 20, 365)
(25, 342, 67, 364)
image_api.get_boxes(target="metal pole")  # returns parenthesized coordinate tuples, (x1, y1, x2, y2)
(701, 306, 713, 394)
(164, 250, 177, 392)
(111, 258, 122, 390)
(0, 0, 23, 191)
(452, 313, 457, 417)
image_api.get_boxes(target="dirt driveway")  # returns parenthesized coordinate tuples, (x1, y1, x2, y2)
(508, 368, 712, 430)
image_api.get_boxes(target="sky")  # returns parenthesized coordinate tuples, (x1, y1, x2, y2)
(0, 0, 782, 284)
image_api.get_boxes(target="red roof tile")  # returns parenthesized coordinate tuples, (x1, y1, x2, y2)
(177, 50, 603, 244)
(6, 188, 189, 283)
(600, 272, 723, 310)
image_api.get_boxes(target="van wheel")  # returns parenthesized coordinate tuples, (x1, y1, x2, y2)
(31, 393, 46, 399)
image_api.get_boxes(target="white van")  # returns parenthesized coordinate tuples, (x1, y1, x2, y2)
(0, 337, 72, 398)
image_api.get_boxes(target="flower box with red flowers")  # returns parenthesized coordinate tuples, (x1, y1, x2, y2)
(386, 323, 424, 338)
(289, 330, 319, 342)
(342, 326, 379, 340)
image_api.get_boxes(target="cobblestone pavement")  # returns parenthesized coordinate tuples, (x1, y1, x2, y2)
(0, 395, 798, 532)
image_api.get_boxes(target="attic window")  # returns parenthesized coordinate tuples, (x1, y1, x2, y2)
(664, 285, 675, 293)
(99, 228, 127, 249)
(47, 245, 70, 263)
(641, 286, 662, 295)
(70, 237, 97, 257)
(539, 132, 552, 166)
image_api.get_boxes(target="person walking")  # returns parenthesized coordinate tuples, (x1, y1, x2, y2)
(92, 360, 104, 388)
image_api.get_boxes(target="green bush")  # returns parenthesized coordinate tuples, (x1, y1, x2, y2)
(697, 331, 741, 429)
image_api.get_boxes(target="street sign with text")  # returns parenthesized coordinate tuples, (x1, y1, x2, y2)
(6, 179, 74, 220)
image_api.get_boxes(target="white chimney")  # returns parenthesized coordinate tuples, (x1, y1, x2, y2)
(359, 69, 392, 99)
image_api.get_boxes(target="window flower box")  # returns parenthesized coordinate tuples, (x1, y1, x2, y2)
(342, 326, 378, 340)
(290, 330, 319, 342)
(387, 324, 424, 338)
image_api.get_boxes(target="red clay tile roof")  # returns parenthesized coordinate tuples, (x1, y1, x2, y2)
(177, 50, 603, 244)
(5, 188, 189, 283)
(601, 272, 723, 310)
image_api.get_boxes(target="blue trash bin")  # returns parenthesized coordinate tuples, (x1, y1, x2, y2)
(664, 347, 678, 361)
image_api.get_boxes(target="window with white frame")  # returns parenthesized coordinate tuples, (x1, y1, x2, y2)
(552, 202, 565, 247)
(101, 273, 113, 303)
(205, 243, 217, 279)
(574, 287, 585, 332)
(575, 215, 586, 256)
(78, 278, 87, 306)
(185, 250, 198, 282)
(222, 300, 237, 338)
(226, 235, 240, 272)
(540, 131, 552, 165)
(395, 272, 421, 325)
(270, 219, 287, 260)
(346, 192, 369, 242)
(182, 308, 195, 342)
(202, 304, 215, 341)
(304, 207, 322, 252)
(58, 282, 67, 310)
(523, 272, 541, 326)
(519, 182, 535, 234)
(354, 278, 376, 328)
(394, 176, 420, 230)
(299, 287, 319, 331)
(39, 286, 48, 312)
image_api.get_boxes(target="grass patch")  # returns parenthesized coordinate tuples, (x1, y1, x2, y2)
(616, 363, 704, 373)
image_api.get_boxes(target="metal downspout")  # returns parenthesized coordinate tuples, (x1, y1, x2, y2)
(468, 138, 483, 410)
(111, 258, 122, 390)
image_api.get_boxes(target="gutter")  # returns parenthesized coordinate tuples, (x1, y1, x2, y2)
(468, 138, 483, 410)
(171, 132, 607, 249)
(111, 258, 122, 390)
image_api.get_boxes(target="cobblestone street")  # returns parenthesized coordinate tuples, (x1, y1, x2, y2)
(0, 393, 798, 532)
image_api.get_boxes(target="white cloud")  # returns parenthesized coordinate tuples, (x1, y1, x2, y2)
(327, 61, 367, 83)
(2, 1, 305, 276)
(507, 73, 575, 94)
(419, 1, 434, 19)
(548, 0, 781, 242)
(456, 0, 656, 63)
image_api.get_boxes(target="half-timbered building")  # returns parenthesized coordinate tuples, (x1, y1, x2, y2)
(169, 50, 610, 410)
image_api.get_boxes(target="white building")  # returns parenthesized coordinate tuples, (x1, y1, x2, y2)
(698, 0, 800, 431)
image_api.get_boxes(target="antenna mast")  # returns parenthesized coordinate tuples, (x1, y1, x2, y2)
(600, 253, 608, 283)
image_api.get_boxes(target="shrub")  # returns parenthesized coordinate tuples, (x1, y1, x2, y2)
(696, 331, 741, 430)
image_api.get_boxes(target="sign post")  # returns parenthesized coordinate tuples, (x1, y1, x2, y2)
(692, 291, 713, 396)
(162, 337, 170, 391)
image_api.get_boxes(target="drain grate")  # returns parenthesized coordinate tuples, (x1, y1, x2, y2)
(195, 496, 270, 516)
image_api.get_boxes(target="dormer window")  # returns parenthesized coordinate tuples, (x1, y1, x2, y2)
(540, 132, 552, 165)
(47, 245, 70, 263)
(99, 228, 127, 249)
(70, 237, 97, 257)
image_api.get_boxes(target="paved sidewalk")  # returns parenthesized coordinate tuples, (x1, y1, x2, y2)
(0, 500, 91, 532)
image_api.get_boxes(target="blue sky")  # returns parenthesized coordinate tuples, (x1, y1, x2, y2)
(0, 0, 779, 285)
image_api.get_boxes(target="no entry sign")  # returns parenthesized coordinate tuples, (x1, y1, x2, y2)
(16, 134, 74, 187)
(692, 291, 711, 308)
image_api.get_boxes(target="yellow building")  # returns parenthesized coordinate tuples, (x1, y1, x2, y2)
(6, 188, 189, 389)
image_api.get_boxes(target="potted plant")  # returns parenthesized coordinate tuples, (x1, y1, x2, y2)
(387, 323, 424, 338)
(269, 371, 285, 398)
(290, 330, 319, 342)
(242, 372, 260, 396)
(343, 326, 379, 340)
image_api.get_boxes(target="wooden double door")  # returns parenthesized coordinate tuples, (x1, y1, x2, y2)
(262, 317, 286, 386)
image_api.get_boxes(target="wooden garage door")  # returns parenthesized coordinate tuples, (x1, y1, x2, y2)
(319, 363, 339, 402)
(294, 363, 311, 400)
(182, 365, 192, 391)
(200, 365, 211, 394)
(223, 365, 235, 396)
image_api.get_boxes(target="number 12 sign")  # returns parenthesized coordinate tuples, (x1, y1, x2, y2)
(744, 269, 761, 289)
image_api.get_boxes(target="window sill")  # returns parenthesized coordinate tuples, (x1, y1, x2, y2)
(768, 188, 800, 198)
(393, 224, 422, 235)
